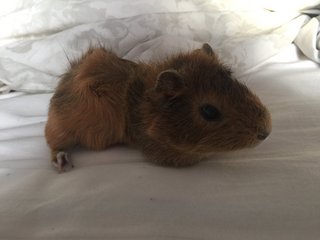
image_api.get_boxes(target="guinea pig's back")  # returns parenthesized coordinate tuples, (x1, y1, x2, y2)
(46, 48, 134, 150)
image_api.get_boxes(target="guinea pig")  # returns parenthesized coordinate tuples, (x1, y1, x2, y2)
(45, 43, 271, 172)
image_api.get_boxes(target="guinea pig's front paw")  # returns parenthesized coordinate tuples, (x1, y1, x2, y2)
(143, 145, 201, 167)
(52, 151, 74, 173)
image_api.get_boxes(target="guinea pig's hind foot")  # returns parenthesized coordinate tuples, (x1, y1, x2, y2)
(53, 151, 74, 173)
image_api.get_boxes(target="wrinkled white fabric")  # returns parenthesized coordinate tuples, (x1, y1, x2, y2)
(0, 0, 312, 93)
(295, 15, 320, 63)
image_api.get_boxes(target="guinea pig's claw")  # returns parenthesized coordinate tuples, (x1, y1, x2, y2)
(53, 151, 74, 173)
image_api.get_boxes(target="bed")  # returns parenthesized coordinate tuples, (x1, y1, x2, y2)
(1, 1, 320, 239)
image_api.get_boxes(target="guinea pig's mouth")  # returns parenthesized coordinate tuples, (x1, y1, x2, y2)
(257, 129, 271, 141)
(157, 125, 271, 155)
(186, 132, 270, 154)
(246, 130, 272, 149)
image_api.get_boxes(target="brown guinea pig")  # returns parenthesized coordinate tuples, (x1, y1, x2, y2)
(45, 43, 271, 172)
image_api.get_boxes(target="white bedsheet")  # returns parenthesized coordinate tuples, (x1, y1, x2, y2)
(0, 0, 314, 93)
(1, 44, 319, 239)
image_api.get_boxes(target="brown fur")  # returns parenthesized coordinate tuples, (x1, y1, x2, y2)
(45, 44, 271, 169)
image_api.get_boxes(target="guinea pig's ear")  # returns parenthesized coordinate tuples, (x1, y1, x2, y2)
(201, 43, 214, 56)
(155, 69, 185, 98)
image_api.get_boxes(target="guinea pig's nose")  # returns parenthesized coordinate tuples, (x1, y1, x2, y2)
(257, 131, 270, 140)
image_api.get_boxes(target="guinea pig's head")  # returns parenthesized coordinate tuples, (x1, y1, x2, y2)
(145, 43, 272, 154)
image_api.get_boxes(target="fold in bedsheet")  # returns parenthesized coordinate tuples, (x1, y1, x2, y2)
(0, 0, 313, 93)
(295, 14, 320, 63)
(0, 44, 319, 239)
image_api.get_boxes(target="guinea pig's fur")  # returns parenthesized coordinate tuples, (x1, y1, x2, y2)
(45, 43, 271, 171)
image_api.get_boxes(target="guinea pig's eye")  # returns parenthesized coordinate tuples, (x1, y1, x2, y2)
(199, 104, 222, 121)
